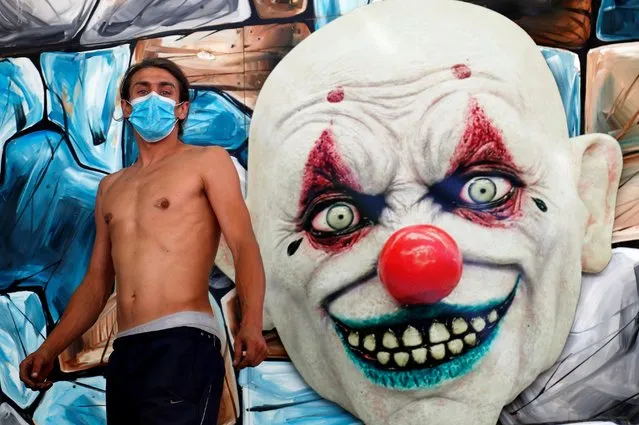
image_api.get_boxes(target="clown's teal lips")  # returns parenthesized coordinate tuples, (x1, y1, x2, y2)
(329, 276, 520, 389)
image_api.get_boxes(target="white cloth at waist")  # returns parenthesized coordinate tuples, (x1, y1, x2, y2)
(116, 311, 223, 344)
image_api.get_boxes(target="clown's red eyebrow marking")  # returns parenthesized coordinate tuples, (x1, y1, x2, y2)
(448, 98, 517, 174)
(299, 128, 360, 209)
(451, 64, 471, 79)
(327, 87, 345, 103)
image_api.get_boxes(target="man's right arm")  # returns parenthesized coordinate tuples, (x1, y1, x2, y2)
(20, 176, 115, 390)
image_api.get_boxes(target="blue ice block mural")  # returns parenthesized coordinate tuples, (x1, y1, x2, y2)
(80, 0, 251, 46)
(0, 292, 46, 409)
(184, 90, 249, 151)
(0, 403, 30, 424)
(41, 46, 130, 174)
(239, 361, 361, 425)
(0, 0, 98, 51)
(243, 399, 363, 425)
(597, 0, 639, 42)
(314, 0, 373, 29)
(0, 58, 44, 172)
(540, 47, 581, 138)
(0, 130, 104, 321)
(33, 377, 106, 425)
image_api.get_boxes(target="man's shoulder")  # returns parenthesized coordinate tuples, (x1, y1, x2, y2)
(196, 145, 230, 160)
(98, 169, 126, 194)
(187, 145, 234, 170)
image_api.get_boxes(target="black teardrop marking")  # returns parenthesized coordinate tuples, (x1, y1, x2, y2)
(287, 239, 303, 256)
(533, 197, 548, 212)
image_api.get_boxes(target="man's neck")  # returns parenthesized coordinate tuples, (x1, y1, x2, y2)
(134, 133, 183, 168)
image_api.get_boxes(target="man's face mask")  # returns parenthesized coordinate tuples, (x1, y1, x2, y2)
(127, 91, 183, 143)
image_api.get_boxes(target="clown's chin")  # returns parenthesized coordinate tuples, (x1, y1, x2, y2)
(385, 396, 497, 425)
(330, 275, 520, 390)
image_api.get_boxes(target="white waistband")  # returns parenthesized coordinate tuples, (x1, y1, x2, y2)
(116, 311, 223, 341)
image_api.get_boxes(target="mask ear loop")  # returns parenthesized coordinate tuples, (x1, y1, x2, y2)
(112, 100, 132, 122)
(112, 110, 124, 122)
(174, 101, 187, 126)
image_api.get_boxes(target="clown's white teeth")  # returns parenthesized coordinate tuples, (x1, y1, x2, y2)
(377, 352, 390, 365)
(383, 331, 399, 349)
(430, 343, 446, 360)
(452, 318, 468, 335)
(488, 310, 498, 323)
(394, 352, 410, 367)
(402, 326, 422, 347)
(464, 333, 477, 346)
(364, 335, 376, 351)
(447, 339, 463, 355)
(412, 348, 427, 364)
(471, 317, 486, 332)
(340, 301, 507, 364)
(429, 322, 450, 344)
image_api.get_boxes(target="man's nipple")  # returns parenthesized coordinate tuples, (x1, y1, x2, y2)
(154, 197, 170, 210)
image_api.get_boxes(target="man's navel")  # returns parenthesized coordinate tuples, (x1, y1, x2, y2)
(104, 213, 113, 224)
(154, 197, 170, 210)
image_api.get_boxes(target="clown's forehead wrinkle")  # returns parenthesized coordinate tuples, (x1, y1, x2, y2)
(274, 67, 521, 137)
(275, 94, 401, 148)
(414, 93, 538, 182)
(269, 79, 531, 171)
(276, 95, 533, 200)
(251, 0, 570, 154)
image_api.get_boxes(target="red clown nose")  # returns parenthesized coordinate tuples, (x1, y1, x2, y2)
(379, 225, 463, 305)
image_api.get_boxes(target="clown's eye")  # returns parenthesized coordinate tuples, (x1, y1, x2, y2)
(459, 176, 513, 208)
(299, 191, 385, 246)
(311, 202, 361, 233)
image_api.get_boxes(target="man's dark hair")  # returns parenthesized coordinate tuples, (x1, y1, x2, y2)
(120, 58, 191, 135)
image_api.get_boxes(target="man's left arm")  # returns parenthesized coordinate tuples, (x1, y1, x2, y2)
(202, 147, 268, 369)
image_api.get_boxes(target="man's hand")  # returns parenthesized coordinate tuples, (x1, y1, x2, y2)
(233, 323, 268, 369)
(19, 349, 55, 391)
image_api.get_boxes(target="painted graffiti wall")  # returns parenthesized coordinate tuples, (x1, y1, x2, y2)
(0, 0, 637, 423)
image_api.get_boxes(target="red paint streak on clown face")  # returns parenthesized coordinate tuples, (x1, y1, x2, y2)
(448, 98, 523, 226)
(300, 128, 360, 209)
(299, 129, 367, 253)
(306, 229, 371, 253)
(451, 64, 472, 79)
(449, 98, 517, 173)
(327, 87, 345, 103)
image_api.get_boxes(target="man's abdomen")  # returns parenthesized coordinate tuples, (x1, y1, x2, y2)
(110, 219, 220, 333)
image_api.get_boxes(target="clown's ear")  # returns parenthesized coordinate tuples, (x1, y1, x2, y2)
(570, 133, 622, 273)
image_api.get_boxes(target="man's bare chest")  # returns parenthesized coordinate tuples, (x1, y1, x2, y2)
(102, 170, 204, 227)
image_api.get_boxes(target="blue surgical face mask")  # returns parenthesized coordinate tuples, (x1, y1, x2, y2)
(127, 92, 184, 143)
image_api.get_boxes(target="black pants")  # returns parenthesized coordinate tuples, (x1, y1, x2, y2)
(106, 326, 225, 425)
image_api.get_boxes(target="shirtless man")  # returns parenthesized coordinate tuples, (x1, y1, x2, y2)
(18, 58, 268, 424)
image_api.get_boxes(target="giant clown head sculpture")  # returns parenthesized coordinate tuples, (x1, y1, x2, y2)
(238, 0, 623, 423)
